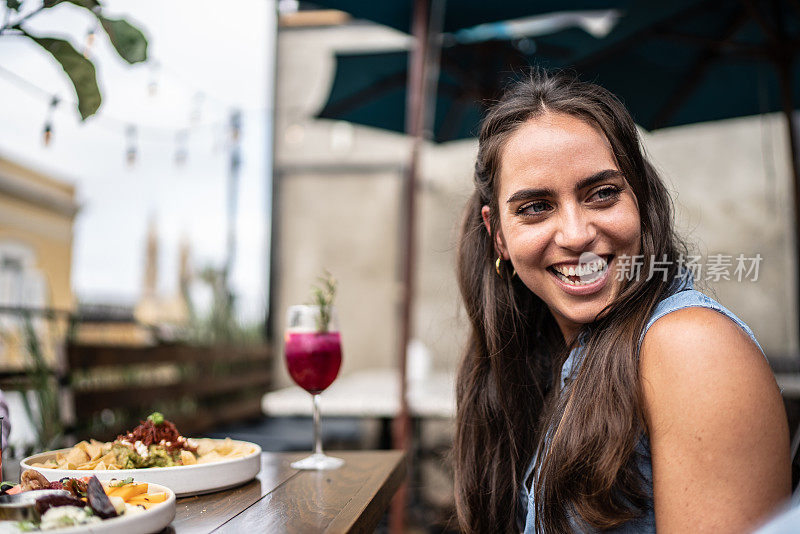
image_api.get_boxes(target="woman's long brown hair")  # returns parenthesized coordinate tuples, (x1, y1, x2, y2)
(454, 70, 687, 533)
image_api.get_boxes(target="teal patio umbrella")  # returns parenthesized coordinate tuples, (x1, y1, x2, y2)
(309, 0, 623, 34)
(569, 0, 800, 130)
(317, 29, 599, 143)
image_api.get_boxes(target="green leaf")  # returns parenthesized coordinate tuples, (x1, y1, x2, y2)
(44, 0, 100, 8)
(68, 0, 100, 8)
(98, 15, 147, 64)
(26, 34, 101, 120)
(5, 0, 22, 12)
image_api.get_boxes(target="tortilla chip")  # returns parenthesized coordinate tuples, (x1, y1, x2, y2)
(86, 441, 103, 460)
(180, 450, 197, 465)
(65, 447, 90, 466)
(195, 439, 215, 456)
(214, 438, 234, 455)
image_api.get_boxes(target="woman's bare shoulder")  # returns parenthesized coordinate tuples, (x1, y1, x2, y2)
(640, 305, 768, 385)
(639, 306, 789, 532)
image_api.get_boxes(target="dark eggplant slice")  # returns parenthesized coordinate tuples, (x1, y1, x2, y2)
(86, 476, 118, 519)
(34, 493, 86, 515)
(0, 490, 71, 521)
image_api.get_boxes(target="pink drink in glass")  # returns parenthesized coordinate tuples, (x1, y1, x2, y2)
(285, 331, 342, 394)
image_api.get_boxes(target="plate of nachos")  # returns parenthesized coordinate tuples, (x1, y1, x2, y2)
(20, 413, 261, 497)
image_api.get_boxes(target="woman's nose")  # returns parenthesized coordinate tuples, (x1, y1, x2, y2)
(553, 206, 597, 251)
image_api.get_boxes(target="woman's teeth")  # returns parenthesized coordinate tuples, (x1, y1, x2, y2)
(551, 258, 608, 285)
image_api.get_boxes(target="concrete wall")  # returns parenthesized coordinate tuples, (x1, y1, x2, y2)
(644, 114, 796, 360)
(273, 21, 798, 387)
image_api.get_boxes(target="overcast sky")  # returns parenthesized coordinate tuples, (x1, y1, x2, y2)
(0, 0, 273, 321)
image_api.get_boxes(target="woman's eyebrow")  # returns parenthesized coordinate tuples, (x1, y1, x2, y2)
(505, 169, 624, 204)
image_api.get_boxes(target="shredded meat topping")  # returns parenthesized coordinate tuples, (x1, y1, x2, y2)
(117, 419, 196, 454)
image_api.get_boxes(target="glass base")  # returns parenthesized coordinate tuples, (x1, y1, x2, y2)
(291, 452, 345, 470)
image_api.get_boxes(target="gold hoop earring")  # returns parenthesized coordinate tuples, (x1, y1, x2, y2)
(495, 257, 517, 279)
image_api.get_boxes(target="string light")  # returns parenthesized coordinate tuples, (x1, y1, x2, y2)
(0, 63, 257, 165)
(83, 26, 97, 59)
(42, 96, 60, 146)
(42, 122, 52, 146)
(126, 124, 138, 167)
(230, 109, 241, 142)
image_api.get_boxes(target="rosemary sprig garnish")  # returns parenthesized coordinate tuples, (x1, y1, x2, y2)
(310, 271, 336, 333)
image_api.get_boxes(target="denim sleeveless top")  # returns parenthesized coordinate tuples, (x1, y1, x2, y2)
(519, 273, 764, 533)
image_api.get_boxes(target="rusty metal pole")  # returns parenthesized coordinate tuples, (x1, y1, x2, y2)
(777, 63, 800, 352)
(390, 0, 429, 532)
(772, 6, 800, 352)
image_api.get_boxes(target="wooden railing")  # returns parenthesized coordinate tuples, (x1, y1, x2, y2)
(66, 342, 272, 441)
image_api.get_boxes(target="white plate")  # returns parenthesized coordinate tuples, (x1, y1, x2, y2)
(20, 439, 262, 497)
(0, 481, 176, 534)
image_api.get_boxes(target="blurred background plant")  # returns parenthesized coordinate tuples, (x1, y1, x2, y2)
(183, 265, 263, 346)
(20, 313, 63, 451)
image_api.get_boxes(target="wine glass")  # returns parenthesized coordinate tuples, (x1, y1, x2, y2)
(284, 304, 345, 470)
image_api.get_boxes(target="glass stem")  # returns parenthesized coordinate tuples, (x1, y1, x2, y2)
(312, 393, 323, 456)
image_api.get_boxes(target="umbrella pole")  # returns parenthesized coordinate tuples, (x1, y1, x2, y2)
(391, 0, 429, 532)
(777, 60, 800, 356)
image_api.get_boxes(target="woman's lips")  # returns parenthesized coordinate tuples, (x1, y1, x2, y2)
(548, 255, 612, 296)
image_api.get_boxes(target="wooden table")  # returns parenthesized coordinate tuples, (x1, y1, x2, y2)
(262, 369, 454, 518)
(166, 450, 405, 533)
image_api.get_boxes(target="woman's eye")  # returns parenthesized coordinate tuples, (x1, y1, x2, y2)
(519, 201, 551, 215)
(591, 186, 622, 202)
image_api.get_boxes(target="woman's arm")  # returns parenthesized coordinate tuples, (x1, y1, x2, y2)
(640, 307, 790, 533)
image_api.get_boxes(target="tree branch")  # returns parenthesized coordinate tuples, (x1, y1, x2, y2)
(1, 3, 45, 33)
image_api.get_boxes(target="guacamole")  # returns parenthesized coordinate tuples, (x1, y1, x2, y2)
(111, 443, 179, 469)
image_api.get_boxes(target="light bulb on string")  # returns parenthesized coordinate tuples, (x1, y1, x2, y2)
(229, 109, 241, 142)
(126, 124, 138, 167)
(42, 122, 52, 146)
(83, 26, 96, 59)
(41, 95, 60, 147)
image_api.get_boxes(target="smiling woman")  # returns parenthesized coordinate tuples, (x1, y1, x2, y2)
(454, 70, 790, 533)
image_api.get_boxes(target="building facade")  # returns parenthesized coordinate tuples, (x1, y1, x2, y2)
(0, 153, 79, 368)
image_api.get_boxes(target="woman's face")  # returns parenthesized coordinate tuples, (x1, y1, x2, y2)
(483, 112, 641, 342)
